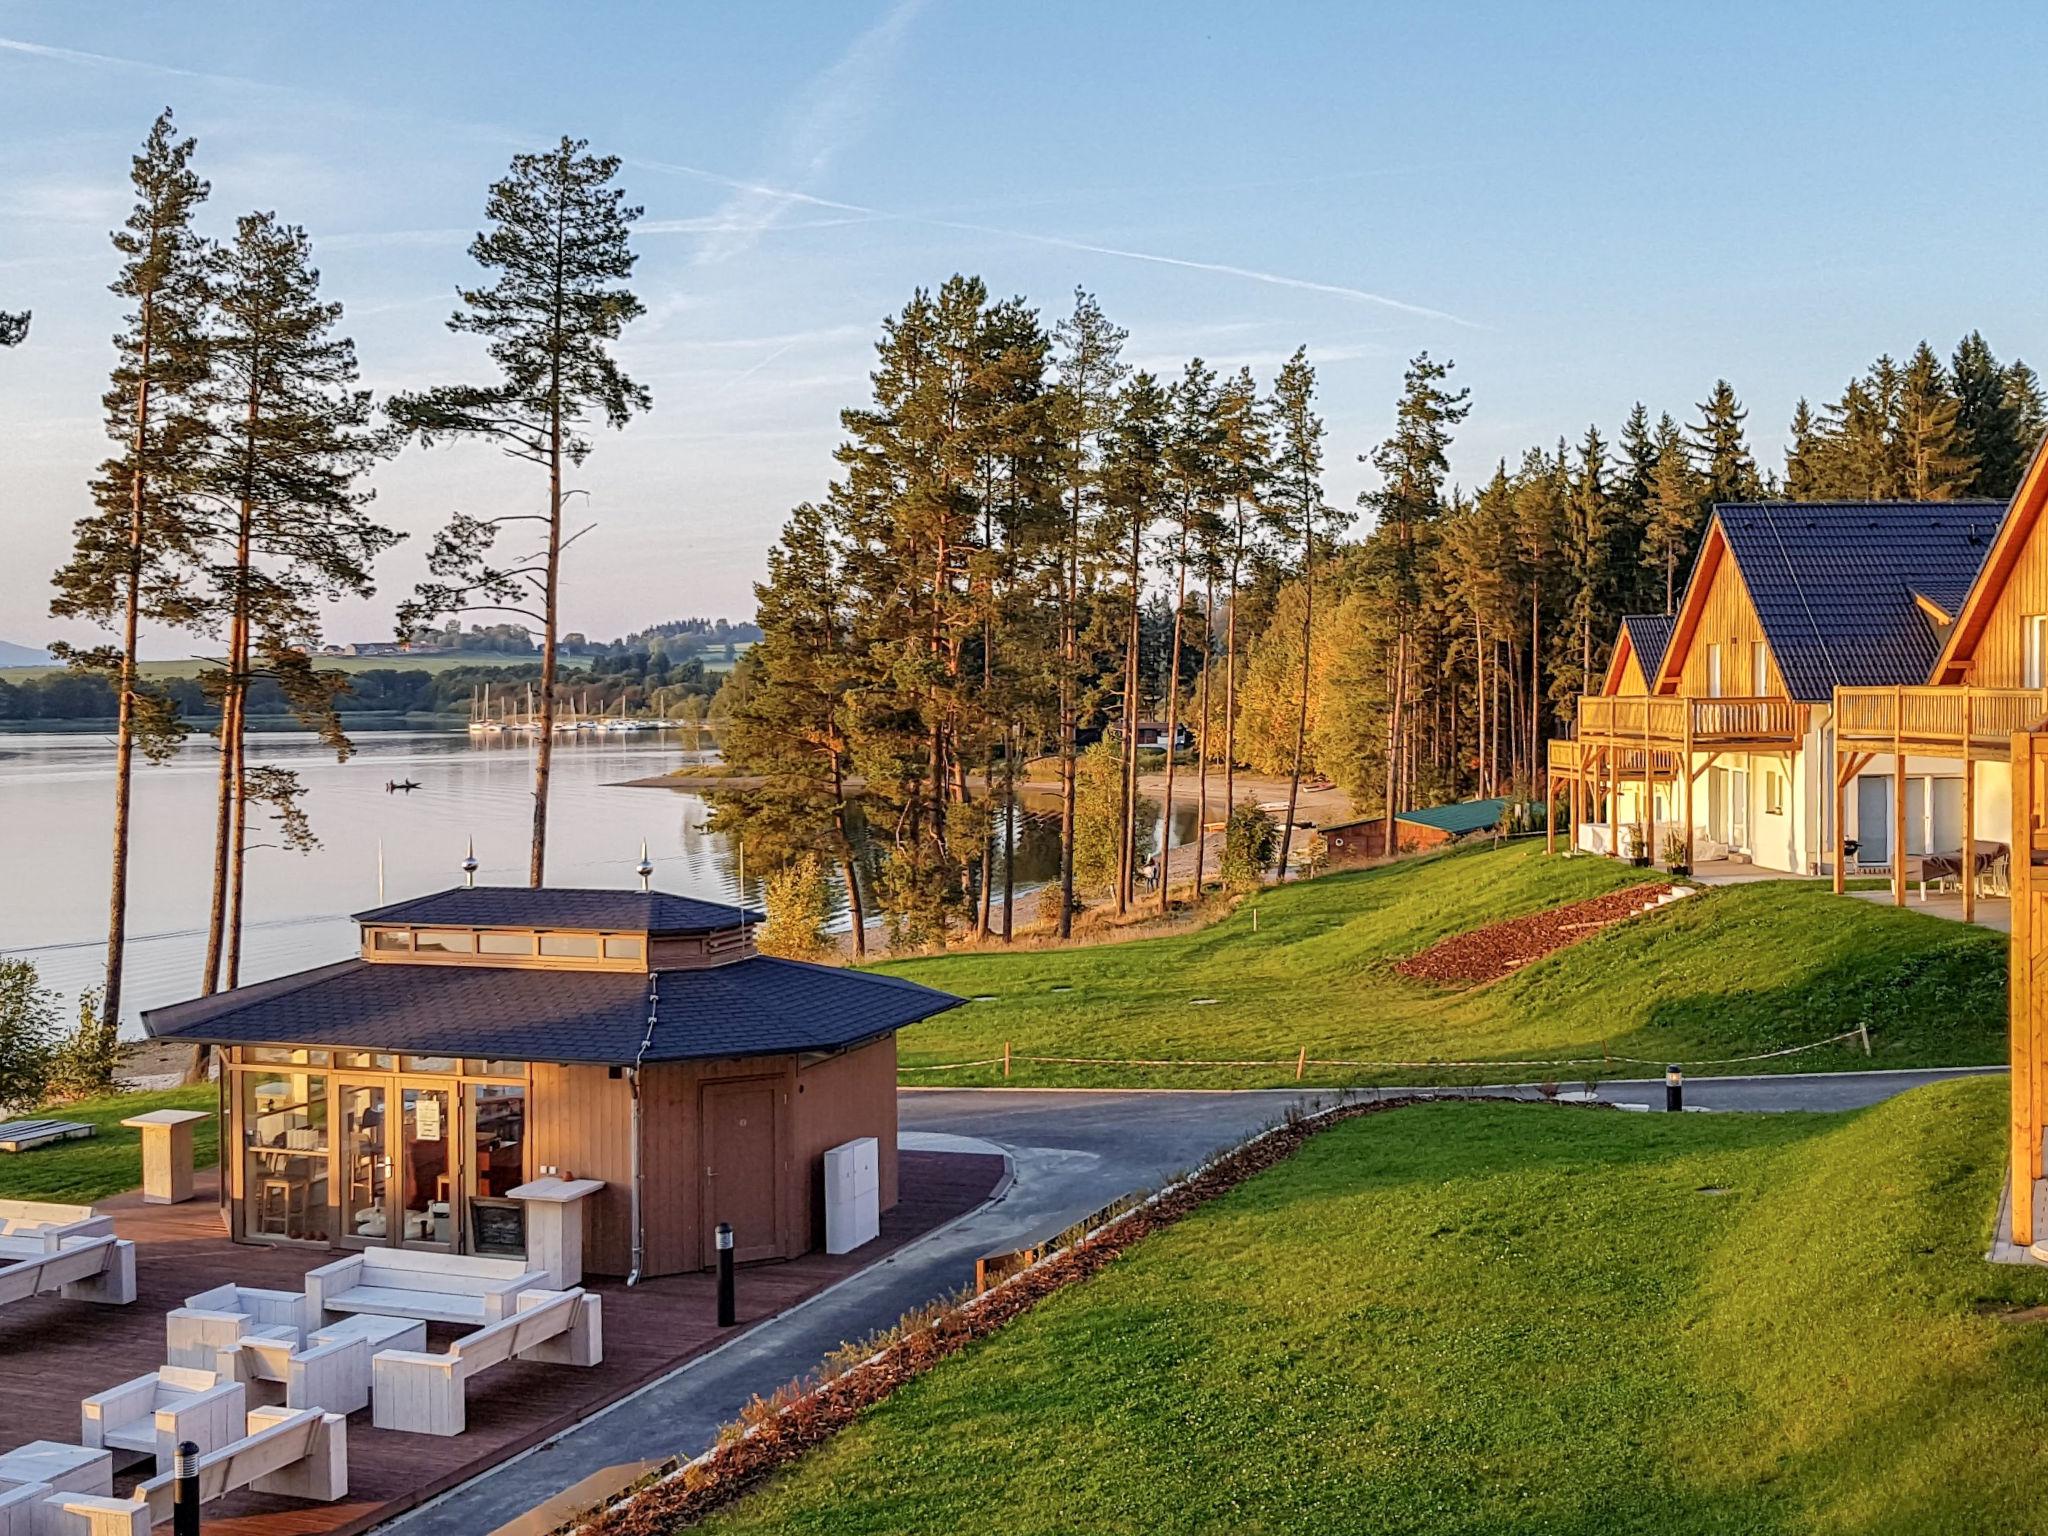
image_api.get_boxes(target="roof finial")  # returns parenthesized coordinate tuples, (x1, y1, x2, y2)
(636, 838, 654, 892)
(461, 836, 479, 888)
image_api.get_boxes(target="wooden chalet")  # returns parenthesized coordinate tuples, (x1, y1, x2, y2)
(142, 887, 961, 1278)
(1548, 500, 2005, 878)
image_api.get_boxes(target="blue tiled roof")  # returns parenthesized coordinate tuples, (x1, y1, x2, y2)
(1396, 797, 1510, 835)
(1619, 614, 1676, 684)
(141, 955, 960, 1063)
(1710, 501, 2005, 701)
(352, 886, 763, 935)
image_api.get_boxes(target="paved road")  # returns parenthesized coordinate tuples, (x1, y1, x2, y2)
(386, 1066, 2001, 1534)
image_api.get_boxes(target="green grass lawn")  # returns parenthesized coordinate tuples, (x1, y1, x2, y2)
(705, 1077, 2048, 1535)
(882, 842, 2007, 1087)
(0, 1086, 217, 1203)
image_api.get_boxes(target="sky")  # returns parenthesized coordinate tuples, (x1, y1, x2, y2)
(4, 0, 2047, 654)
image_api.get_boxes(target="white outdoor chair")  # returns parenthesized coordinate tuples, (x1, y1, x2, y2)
(80, 1367, 245, 1471)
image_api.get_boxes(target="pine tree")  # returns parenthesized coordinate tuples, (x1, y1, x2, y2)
(1101, 371, 1170, 913)
(48, 109, 212, 1034)
(1157, 358, 1222, 910)
(1643, 413, 1701, 612)
(1212, 366, 1270, 819)
(1953, 331, 2028, 497)
(389, 137, 650, 885)
(1688, 379, 1764, 506)
(191, 212, 399, 1017)
(1784, 398, 1825, 499)
(1264, 348, 1336, 880)
(1562, 424, 1610, 711)
(1894, 341, 1974, 499)
(2005, 358, 2047, 488)
(1612, 403, 1659, 612)
(0, 311, 28, 347)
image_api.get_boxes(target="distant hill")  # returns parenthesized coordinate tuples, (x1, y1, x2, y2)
(0, 641, 52, 667)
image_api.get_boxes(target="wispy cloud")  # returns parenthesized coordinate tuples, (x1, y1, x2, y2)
(0, 33, 278, 91)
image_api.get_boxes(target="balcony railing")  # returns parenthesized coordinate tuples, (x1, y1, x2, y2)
(1833, 685, 2048, 753)
(1574, 694, 1804, 749)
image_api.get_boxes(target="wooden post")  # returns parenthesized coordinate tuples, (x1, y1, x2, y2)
(1002, 1040, 1011, 1080)
(1642, 712, 1654, 866)
(1963, 693, 1976, 925)
(1546, 761, 1556, 854)
(1832, 729, 1846, 895)
(1893, 687, 1907, 908)
(1683, 709, 1695, 872)
(2012, 732, 2036, 1246)
(1295, 1046, 1307, 1081)
(1607, 744, 1619, 859)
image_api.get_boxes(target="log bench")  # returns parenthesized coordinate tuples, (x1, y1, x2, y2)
(371, 1287, 602, 1436)
(305, 1247, 548, 1328)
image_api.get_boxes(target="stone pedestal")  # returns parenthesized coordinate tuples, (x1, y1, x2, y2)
(121, 1108, 210, 1205)
(505, 1177, 604, 1288)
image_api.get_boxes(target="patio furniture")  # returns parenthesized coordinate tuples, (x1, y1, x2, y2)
(164, 1282, 317, 1369)
(0, 1479, 56, 1536)
(0, 1120, 94, 1154)
(311, 1311, 427, 1353)
(0, 1442, 111, 1495)
(218, 1327, 372, 1416)
(118, 1110, 209, 1206)
(371, 1287, 602, 1436)
(43, 1406, 346, 1534)
(0, 1236, 136, 1310)
(0, 1200, 113, 1258)
(305, 1246, 548, 1328)
(505, 1176, 603, 1287)
(79, 1367, 245, 1471)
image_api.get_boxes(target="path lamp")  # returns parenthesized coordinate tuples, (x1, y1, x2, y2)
(173, 1440, 200, 1536)
(1666, 1065, 1683, 1113)
(716, 1221, 736, 1327)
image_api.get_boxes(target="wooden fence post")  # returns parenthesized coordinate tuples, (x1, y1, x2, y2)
(1003, 1041, 1011, 1080)
(1295, 1046, 1307, 1081)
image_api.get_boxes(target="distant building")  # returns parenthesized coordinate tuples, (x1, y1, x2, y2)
(1318, 798, 1512, 869)
(339, 641, 407, 657)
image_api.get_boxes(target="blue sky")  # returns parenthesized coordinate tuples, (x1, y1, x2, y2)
(4, 1, 2045, 650)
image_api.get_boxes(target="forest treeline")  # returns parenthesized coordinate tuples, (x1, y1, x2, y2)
(719, 271, 2043, 951)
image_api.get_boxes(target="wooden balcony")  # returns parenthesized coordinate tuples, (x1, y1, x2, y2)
(1833, 685, 2048, 756)
(1574, 693, 1805, 751)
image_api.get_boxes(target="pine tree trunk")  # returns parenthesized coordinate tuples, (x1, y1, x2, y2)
(1001, 730, 1017, 942)
(1384, 631, 1406, 853)
(225, 700, 248, 990)
(1157, 525, 1189, 914)
(532, 416, 562, 886)
(1277, 528, 1313, 883)
(1116, 517, 1142, 915)
(1056, 489, 1080, 938)
(832, 760, 866, 961)
(1194, 575, 1214, 895)
(1530, 580, 1541, 800)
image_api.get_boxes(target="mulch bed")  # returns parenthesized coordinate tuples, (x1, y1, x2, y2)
(1394, 883, 1674, 988)
(576, 1095, 1431, 1536)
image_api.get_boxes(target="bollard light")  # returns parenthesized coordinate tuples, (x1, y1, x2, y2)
(174, 1440, 201, 1536)
(1666, 1064, 1683, 1114)
(716, 1221, 736, 1327)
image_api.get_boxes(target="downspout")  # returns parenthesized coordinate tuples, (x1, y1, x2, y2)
(626, 972, 660, 1287)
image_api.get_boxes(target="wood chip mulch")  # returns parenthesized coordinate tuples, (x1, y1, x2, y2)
(1394, 882, 1675, 988)
(575, 1095, 1431, 1536)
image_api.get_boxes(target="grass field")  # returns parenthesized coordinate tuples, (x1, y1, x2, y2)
(0, 1086, 217, 1203)
(0, 652, 593, 685)
(705, 1077, 2048, 1535)
(882, 841, 2007, 1087)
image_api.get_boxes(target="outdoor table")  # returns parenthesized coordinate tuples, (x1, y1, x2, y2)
(506, 1177, 604, 1288)
(0, 1440, 113, 1495)
(310, 1312, 427, 1354)
(121, 1108, 210, 1205)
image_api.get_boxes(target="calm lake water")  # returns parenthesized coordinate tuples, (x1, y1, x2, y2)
(1, 727, 1196, 1036)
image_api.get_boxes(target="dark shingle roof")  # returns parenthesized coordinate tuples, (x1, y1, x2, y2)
(351, 886, 763, 935)
(1619, 614, 1676, 683)
(141, 956, 959, 1063)
(1710, 501, 2004, 701)
(1396, 797, 1509, 835)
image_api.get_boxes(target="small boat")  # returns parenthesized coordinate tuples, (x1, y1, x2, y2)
(385, 779, 421, 793)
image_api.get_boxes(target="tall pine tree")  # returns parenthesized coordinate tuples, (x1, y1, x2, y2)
(1265, 349, 1335, 880)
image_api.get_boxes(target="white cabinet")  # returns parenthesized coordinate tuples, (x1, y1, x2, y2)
(823, 1137, 880, 1255)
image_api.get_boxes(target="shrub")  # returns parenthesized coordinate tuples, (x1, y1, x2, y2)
(757, 855, 836, 961)
(49, 986, 121, 1100)
(0, 957, 58, 1110)
(1221, 802, 1279, 893)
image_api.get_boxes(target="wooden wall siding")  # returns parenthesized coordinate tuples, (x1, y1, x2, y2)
(529, 1064, 636, 1277)
(638, 1055, 812, 1274)
(1951, 513, 2048, 688)
(1668, 551, 1787, 699)
(792, 1037, 901, 1252)
(1611, 646, 1648, 696)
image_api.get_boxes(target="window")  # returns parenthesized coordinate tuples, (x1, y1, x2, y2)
(240, 1046, 330, 1066)
(2027, 615, 2047, 689)
(413, 930, 477, 955)
(478, 931, 535, 956)
(370, 928, 410, 953)
(602, 935, 644, 960)
(539, 933, 600, 958)
(1765, 773, 1784, 816)
(402, 1055, 460, 1074)
(1706, 644, 1723, 698)
(1752, 642, 1769, 696)
(334, 1050, 396, 1070)
(243, 1072, 330, 1244)
(466, 1059, 527, 1078)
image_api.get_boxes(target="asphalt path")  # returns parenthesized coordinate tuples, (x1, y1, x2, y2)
(384, 1066, 2001, 1534)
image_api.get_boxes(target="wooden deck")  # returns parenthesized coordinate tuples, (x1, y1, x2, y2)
(0, 1150, 1005, 1536)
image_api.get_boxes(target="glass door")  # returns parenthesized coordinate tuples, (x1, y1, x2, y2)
(398, 1082, 457, 1251)
(338, 1081, 390, 1247)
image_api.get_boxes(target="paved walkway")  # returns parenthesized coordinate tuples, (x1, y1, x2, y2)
(387, 1068, 2002, 1535)
(1848, 886, 2012, 932)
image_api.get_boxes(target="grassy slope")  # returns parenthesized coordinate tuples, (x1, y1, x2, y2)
(707, 1078, 2048, 1536)
(881, 842, 2007, 1086)
(0, 1086, 217, 1203)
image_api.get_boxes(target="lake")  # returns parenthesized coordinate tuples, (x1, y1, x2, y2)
(1, 727, 1195, 1035)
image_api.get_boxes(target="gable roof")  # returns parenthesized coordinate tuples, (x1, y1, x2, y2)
(1657, 501, 2004, 702)
(1932, 433, 2048, 684)
(1395, 797, 1509, 835)
(141, 954, 960, 1064)
(1603, 614, 1675, 694)
(352, 886, 763, 936)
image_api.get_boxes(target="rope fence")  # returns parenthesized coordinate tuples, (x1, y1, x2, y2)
(898, 1027, 1873, 1079)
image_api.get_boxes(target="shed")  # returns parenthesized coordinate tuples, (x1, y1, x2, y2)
(1318, 797, 1512, 867)
(143, 887, 961, 1278)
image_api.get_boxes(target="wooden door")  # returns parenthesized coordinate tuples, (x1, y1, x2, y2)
(700, 1080, 781, 1264)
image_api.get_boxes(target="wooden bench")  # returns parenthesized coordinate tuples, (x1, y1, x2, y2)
(80, 1367, 244, 1472)
(165, 1282, 317, 1369)
(216, 1328, 373, 1417)
(0, 1120, 95, 1154)
(40, 1406, 346, 1534)
(371, 1288, 602, 1436)
(305, 1247, 548, 1328)
(0, 1199, 113, 1257)
(0, 1235, 136, 1310)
